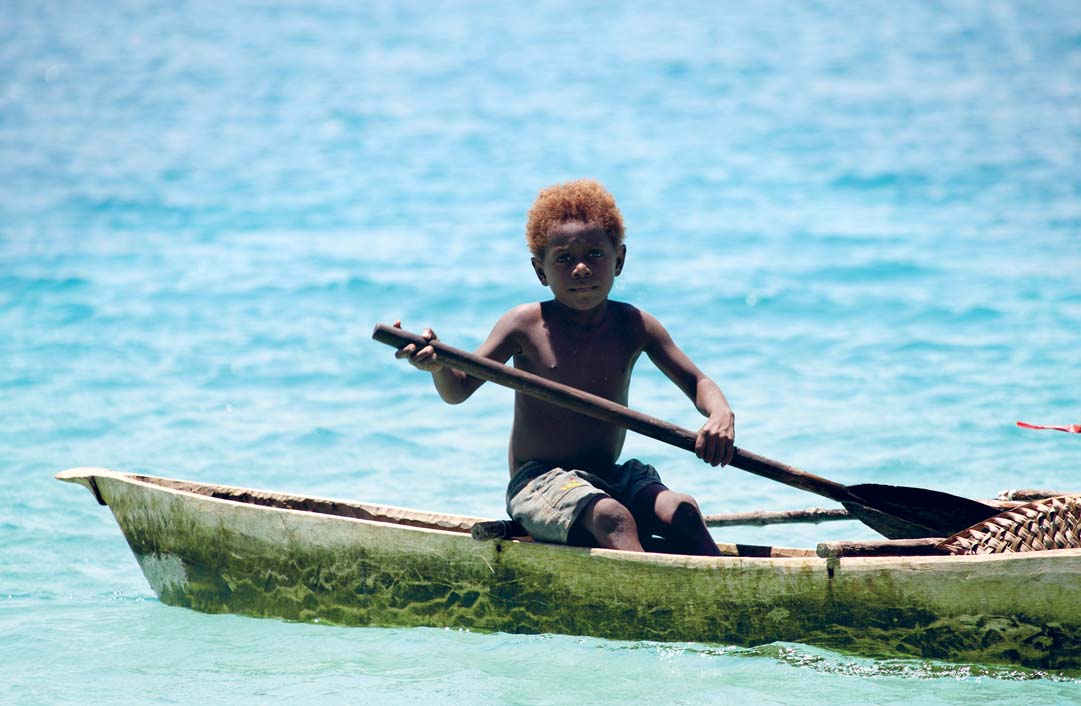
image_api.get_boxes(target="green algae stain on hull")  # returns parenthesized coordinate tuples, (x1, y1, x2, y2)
(60, 469, 1081, 672)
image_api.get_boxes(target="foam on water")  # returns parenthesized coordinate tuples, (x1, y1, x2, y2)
(2, 1, 1080, 703)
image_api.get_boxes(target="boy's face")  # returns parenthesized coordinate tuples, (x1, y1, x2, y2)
(531, 221, 625, 311)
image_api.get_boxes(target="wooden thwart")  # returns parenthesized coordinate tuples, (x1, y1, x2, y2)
(471, 507, 853, 540)
(704, 506, 850, 527)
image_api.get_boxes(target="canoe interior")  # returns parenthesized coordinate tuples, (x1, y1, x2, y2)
(128, 474, 483, 534)
(105, 472, 816, 559)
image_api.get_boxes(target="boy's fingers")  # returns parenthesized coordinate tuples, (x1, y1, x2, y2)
(411, 345, 442, 371)
(395, 343, 416, 358)
(704, 436, 717, 464)
(700, 431, 733, 467)
(698, 432, 719, 465)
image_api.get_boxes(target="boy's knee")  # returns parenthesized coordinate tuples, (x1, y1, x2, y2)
(671, 498, 704, 527)
(671, 492, 700, 513)
(570, 496, 641, 550)
(656, 491, 702, 524)
(589, 497, 636, 535)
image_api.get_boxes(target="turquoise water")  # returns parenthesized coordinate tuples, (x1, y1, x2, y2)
(3, 0, 1080, 702)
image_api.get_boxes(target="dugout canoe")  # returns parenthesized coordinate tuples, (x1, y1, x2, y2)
(57, 467, 1081, 671)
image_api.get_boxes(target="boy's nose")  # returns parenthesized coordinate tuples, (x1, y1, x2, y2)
(572, 262, 591, 278)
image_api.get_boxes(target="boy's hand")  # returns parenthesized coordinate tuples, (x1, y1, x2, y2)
(392, 320, 443, 372)
(696, 409, 735, 467)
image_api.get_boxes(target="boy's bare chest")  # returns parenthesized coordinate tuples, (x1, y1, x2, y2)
(517, 327, 641, 397)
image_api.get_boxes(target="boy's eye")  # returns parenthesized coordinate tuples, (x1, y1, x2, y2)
(588, 249, 604, 258)
(556, 254, 571, 263)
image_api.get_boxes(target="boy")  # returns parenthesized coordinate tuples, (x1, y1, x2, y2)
(393, 179, 734, 556)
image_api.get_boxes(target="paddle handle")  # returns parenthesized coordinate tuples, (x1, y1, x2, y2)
(372, 324, 859, 505)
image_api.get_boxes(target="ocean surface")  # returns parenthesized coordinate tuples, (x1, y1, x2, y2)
(2, 0, 1080, 703)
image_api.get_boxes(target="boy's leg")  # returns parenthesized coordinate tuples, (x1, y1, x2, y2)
(629, 484, 722, 557)
(568, 496, 645, 552)
(509, 466, 644, 550)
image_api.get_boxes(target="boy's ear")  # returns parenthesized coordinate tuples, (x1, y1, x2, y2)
(531, 256, 548, 285)
(614, 244, 626, 276)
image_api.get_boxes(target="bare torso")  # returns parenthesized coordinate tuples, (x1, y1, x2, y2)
(505, 299, 646, 474)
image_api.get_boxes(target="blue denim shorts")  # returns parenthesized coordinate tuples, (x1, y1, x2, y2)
(505, 459, 666, 543)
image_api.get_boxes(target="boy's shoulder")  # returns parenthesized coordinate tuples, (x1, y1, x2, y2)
(485, 303, 544, 348)
(605, 299, 659, 330)
(607, 299, 643, 318)
(497, 302, 544, 328)
(607, 301, 674, 346)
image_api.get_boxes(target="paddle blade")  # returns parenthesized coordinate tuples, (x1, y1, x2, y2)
(846, 484, 1002, 540)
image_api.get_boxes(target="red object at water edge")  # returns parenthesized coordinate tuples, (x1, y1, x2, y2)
(1017, 421, 1081, 434)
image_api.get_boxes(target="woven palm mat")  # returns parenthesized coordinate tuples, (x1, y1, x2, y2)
(938, 495, 1081, 555)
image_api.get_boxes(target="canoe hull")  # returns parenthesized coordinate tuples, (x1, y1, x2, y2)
(59, 469, 1081, 670)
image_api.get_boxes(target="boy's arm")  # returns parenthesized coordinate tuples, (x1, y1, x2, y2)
(640, 312, 735, 466)
(392, 310, 522, 405)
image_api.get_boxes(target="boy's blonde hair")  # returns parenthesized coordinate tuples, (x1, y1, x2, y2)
(525, 179, 625, 256)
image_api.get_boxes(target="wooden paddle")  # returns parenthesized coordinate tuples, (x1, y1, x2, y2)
(372, 324, 1002, 539)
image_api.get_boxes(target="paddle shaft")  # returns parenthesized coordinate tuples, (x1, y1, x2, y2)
(373, 324, 864, 506)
